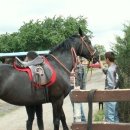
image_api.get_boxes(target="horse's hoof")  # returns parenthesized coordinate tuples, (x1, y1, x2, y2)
(64, 127, 69, 130)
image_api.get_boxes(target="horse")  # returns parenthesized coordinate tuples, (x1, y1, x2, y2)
(0, 28, 99, 130)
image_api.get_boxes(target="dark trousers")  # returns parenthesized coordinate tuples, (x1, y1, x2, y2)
(26, 104, 43, 130)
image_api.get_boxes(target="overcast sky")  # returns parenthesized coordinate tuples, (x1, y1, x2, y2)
(0, 0, 130, 51)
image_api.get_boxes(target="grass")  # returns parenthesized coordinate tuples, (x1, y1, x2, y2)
(94, 109, 104, 122)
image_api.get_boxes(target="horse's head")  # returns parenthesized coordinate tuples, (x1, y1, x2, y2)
(77, 27, 99, 64)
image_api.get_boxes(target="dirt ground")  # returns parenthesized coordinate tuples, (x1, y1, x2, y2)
(0, 69, 105, 130)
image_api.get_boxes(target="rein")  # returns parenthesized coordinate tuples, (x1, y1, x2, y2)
(50, 48, 77, 74)
(71, 48, 78, 71)
(87, 60, 94, 81)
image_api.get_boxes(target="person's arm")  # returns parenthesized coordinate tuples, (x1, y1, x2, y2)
(99, 60, 104, 69)
(99, 58, 107, 75)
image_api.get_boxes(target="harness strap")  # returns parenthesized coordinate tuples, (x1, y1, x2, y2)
(87, 89, 97, 130)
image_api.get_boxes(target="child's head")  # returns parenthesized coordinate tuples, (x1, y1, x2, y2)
(25, 51, 38, 61)
(105, 51, 115, 63)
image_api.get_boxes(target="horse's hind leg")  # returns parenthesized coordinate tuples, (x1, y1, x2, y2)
(60, 108, 69, 130)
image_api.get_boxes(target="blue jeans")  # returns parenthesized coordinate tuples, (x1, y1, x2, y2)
(80, 103, 86, 121)
(73, 103, 86, 122)
(104, 102, 119, 123)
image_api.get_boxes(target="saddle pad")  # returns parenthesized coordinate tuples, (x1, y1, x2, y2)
(13, 57, 56, 87)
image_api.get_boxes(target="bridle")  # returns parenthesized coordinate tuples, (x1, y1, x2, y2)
(80, 36, 96, 59)
(80, 36, 98, 81)
(50, 35, 97, 75)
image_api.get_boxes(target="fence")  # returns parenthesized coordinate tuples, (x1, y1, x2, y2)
(70, 89, 130, 130)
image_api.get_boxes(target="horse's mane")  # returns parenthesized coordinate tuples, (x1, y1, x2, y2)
(49, 34, 79, 54)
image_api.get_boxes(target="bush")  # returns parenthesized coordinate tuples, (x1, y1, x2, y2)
(113, 23, 130, 122)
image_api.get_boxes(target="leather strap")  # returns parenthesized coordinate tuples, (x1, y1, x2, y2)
(87, 89, 97, 130)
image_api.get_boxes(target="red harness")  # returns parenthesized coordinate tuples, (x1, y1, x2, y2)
(13, 58, 56, 88)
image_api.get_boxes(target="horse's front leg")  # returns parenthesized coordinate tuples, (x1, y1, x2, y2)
(52, 99, 62, 130)
(52, 96, 68, 130)
(60, 107, 69, 130)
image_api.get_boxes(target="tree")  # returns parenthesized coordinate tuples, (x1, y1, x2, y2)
(18, 16, 92, 51)
(113, 23, 130, 122)
(0, 16, 92, 52)
(94, 44, 106, 60)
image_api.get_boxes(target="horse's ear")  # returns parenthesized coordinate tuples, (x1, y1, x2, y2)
(78, 27, 83, 37)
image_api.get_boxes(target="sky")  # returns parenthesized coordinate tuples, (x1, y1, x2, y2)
(0, 0, 130, 51)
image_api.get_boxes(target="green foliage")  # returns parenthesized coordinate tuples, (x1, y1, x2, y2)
(94, 110, 104, 122)
(118, 102, 130, 122)
(0, 16, 91, 52)
(0, 32, 23, 52)
(113, 23, 130, 122)
(114, 23, 130, 85)
(94, 44, 106, 60)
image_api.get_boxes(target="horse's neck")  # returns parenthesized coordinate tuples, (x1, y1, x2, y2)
(49, 50, 74, 72)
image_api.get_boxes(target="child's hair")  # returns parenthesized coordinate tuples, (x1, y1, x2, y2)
(105, 51, 115, 62)
(26, 51, 38, 60)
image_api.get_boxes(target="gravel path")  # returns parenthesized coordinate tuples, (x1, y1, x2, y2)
(0, 69, 105, 130)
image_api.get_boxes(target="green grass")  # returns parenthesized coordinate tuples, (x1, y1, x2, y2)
(94, 110, 104, 122)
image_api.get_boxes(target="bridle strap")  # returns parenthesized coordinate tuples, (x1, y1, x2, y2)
(80, 36, 96, 57)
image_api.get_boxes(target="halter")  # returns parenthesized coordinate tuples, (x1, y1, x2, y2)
(80, 36, 97, 81)
(80, 36, 96, 58)
(50, 36, 96, 76)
